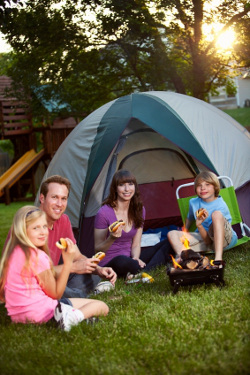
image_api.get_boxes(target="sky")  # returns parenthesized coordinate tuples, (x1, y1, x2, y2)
(0, 33, 11, 53)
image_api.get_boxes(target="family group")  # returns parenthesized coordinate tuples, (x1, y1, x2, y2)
(0, 169, 237, 331)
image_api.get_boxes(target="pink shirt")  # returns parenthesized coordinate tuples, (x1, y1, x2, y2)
(3, 214, 76, 266)
(48, 214, 76, 265)
(5, 245, 58, 324)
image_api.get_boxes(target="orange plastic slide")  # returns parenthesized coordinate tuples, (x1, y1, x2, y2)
(0, 149, 45, 197)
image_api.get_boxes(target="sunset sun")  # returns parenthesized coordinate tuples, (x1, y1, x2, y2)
(216, 28, 236, 50)
(203, 23, 236, 51)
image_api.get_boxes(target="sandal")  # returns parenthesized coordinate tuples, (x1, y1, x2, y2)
(210, 260, 226, 269)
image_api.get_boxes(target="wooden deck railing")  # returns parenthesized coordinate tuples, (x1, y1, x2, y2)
(0, 99, 33, 137)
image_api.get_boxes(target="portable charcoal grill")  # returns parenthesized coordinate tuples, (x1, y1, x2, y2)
(167, 249, 225, 294)
(167, 266, 225, 294)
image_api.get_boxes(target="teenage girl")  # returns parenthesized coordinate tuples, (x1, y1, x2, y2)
(0, 206, 108, 331)
(94, 169, 172, 278)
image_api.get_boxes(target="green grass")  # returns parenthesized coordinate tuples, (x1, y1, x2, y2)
(0, 202, 31, 250)
(223, 108, 250, 127)
(0, 202, 250, 375)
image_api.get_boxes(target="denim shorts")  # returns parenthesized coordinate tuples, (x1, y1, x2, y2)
(59, 297, 73, 306)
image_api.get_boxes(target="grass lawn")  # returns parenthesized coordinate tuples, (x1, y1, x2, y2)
(0, 202, 250, 375)
(223, 108, 250, 127)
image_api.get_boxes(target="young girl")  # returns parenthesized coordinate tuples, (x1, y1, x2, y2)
(0, 206, 109, 331)
(94, 169, 172, 278)
(167, 171, 238, 266)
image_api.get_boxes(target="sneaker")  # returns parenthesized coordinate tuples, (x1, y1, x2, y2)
(125, 272, 155, 284)
(125, 272, 142, 284)
(54, 302, 84, 332)
(94, 281, 115, 295)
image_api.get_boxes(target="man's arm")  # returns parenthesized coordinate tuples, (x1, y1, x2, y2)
(54, 244, 99, 275)
(54, 244, 117, 284)
(93, 265, 117, 285)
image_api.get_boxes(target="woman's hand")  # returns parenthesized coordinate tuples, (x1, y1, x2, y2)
(109, 225, 123, 239)
(133, 257, 146, 268)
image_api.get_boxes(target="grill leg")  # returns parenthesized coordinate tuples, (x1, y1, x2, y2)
(173, 279, 182, 294)
(210, 274, 225, 289)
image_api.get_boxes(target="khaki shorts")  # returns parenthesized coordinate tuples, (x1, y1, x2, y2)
(188, 219, 233, 253)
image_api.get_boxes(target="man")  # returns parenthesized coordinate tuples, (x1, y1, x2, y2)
(39, 175, 117, 298)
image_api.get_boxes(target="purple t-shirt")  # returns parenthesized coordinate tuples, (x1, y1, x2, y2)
(94, 205, 145, 266)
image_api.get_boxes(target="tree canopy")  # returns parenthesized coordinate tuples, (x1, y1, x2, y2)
(0, 0, 249, 118)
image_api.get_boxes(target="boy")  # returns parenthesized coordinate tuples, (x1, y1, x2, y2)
(167, 171, 238, 267)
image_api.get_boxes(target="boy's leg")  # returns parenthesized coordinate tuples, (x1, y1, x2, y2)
(208, 211, 233, 261)
(167, 230, 186, 257)
(167, 230, 208, 261)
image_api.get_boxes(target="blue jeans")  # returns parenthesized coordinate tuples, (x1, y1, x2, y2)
(104, 239, 173, 278)
(61, 273, 101, 298)
(58, 254, 101, 298)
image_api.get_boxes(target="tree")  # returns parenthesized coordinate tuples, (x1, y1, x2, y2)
(0, 0, 249, 116)
(0, 0, 24, 24)
(93, 0, 249, 99)
(233, 14, 250, 67)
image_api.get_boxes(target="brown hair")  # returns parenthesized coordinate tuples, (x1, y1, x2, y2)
(40, 175, 71, 198)
(194, 171, 220, 197)
(103, 170, 144, 228)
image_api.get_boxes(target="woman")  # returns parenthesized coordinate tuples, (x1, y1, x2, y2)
(94, 169, 172, 278)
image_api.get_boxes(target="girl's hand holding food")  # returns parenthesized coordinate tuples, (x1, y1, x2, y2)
(56, 238, 76, 264)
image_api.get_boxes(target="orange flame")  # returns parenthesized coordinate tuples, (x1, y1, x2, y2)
(181, 236, 190, 249)
(180, 225, 190, 249)
(182, 225, 188, 232)
(170, 254, 183, 269)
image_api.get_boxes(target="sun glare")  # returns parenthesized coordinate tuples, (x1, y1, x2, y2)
(216, 28, 236, 50)
(203, 23, 236, 51)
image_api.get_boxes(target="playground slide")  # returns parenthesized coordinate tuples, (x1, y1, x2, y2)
(0, 149, 45, 197)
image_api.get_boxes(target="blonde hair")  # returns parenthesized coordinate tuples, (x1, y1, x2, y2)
(194, 171, 220, 197)
(0, 206, 51, 302)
